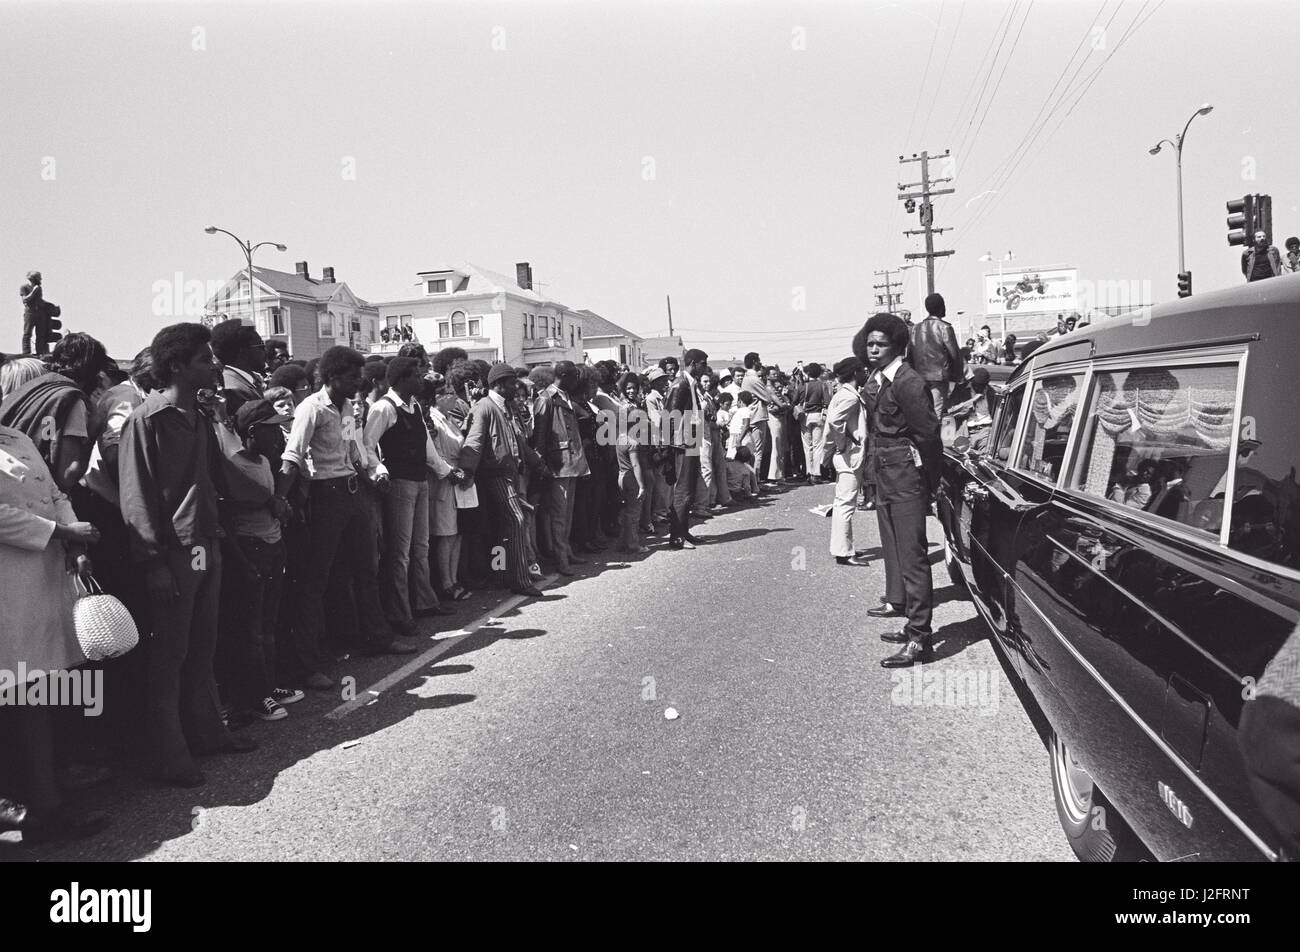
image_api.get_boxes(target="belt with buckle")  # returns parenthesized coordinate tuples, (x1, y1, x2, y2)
(316, 474, 360, 494)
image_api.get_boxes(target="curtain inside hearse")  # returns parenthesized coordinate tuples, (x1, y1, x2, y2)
(1071, 365, 1240, 528)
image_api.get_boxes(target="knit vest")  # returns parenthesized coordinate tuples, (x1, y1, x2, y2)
(378, 397, 427, 481)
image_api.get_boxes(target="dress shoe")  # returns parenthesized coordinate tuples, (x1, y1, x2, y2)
(835, 555, 870, 566)
(512, 584, 545, 597)
(0, 797, 29, 832)
(880, 640, 934, 668)
(669, 537, 695, 550)
(867, 603, 904, 618)
(152, 764, 206, 788)
(391, 619, 422, 639)
(196, 733, 258, 756)
(528, 563, 543, 578)
(414, 605, 455, 618)
(21, 806, 111, 844)
(363, 639, 420, 657)
(56, 763, 114, 791)
(879, 630, 909, 644)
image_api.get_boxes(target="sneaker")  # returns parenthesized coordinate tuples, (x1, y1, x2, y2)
(254, 697, 288, 722)
(272, 687, 305, 706)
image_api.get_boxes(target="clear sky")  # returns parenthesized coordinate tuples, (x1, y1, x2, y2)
(3, 0, 1296, 368)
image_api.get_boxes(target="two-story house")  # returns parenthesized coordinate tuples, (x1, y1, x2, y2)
(373, 261, 586, 368)
(204, 262, 380, 361)
(575, 309, 643, 368)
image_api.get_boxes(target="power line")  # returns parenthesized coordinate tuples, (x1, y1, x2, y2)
(958, 0, 1161, 245)
(902, 0, 945, 154)
(957, 0, 1035, 174)
(953, 0, 1021, 162)
(918, 0, 966, 147)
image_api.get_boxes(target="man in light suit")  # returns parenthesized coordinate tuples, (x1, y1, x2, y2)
(825, 356, 870, 567)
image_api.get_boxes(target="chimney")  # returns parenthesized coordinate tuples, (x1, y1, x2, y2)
(295, 261, 310, 279)
(322, 266, 335, 283)
(515, 262, 533, 291)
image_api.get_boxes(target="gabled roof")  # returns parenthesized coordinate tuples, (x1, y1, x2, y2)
(250, 266, 367, 304)
(575, 309, 642, 341)
(410, 262, 557, 305)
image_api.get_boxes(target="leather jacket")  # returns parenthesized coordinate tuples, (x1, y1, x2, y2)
(909, 317, 964, 384)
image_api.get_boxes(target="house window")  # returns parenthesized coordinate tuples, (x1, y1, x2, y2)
(386, 315, 399, 329)
(571, 327, 575, 347)
(271, 307, 285, 336)
(426, 279, 447, 294)
(468, 318, 480, 337)
(451, 311, 467, 337)
(318, 311, 332, 338)
(350, 318, 361, 333)
(530, 315, 536, 338)
(619, 344, 627, 364)
(438, 321, 451, 339)
(523, 314, 529, 339)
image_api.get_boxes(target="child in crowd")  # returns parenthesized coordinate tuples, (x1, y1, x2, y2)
(219, 399, 303, 723)
(726, 445, 760, 500)
(727, 391, 756, 459)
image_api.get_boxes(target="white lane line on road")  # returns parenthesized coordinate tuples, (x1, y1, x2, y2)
(325, 575, 559, 720)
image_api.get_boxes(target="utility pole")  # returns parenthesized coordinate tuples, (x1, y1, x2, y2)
(666, 294, 674, 337)
(897, 150, 955, 296)
(872, 268, 904, 311)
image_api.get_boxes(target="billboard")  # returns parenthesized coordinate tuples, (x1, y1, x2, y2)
(983, 267, 1078, 316)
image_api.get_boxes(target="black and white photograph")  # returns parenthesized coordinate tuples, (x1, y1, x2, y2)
(0, 0, 1296, 912)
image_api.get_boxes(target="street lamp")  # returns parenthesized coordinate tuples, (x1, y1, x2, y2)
(204, 225, 287, 331)
(979, 251, 1015, 344)
(1148, 103, 1213, 274)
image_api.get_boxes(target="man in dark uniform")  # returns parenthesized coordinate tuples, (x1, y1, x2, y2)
(854, 313, 943, 668)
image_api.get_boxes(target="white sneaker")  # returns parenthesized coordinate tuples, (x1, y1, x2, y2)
(272, 687, 305, 706)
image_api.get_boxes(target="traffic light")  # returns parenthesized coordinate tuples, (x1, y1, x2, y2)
(1226, 194, 1255, 246)
(1256, 194, 1273, 247)
(35, 302, 62, 354)
(1177, 271, 1192, 298)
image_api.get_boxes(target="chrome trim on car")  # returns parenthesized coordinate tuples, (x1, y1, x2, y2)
(1010, 577, 1276, 861)
(1049, 496, 1295, 614)
(1045, 535, 1241, 684)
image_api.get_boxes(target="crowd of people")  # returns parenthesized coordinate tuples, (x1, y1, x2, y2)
(0, 312, 854, 843)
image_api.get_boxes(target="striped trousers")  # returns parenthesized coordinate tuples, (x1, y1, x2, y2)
(479, 473, 533, 592)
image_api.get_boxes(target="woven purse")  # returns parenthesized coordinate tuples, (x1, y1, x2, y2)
(71, 573, 140, 661)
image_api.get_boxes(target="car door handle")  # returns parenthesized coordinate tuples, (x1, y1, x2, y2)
(963, 483, 989, 504)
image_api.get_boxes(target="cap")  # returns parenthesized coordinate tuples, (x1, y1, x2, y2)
(645, 367, 667, 383)
(971, 367, 991, 385)
(487, 363, 518, 386)
(234, 398, 292, 438)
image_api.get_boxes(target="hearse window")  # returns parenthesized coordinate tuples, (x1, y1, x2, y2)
(990, 383, 1025, 464)
(1067, 364, 1239, 536)
(1014, 373, 1083, 482)
(1226, 406, 1300, 573)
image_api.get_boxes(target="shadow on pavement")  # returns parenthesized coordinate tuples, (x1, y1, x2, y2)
(3, 614, 551, 862)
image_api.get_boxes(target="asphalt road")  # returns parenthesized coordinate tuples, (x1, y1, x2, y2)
(9, 482, 1075, 862)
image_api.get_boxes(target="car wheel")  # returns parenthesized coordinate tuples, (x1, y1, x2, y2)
(1049, 732, 1145, 861)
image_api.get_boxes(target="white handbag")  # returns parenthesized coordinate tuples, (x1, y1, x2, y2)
(71, 573, 140, 662)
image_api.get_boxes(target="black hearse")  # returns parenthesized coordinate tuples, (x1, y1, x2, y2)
(937, 275, 1300, 861)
